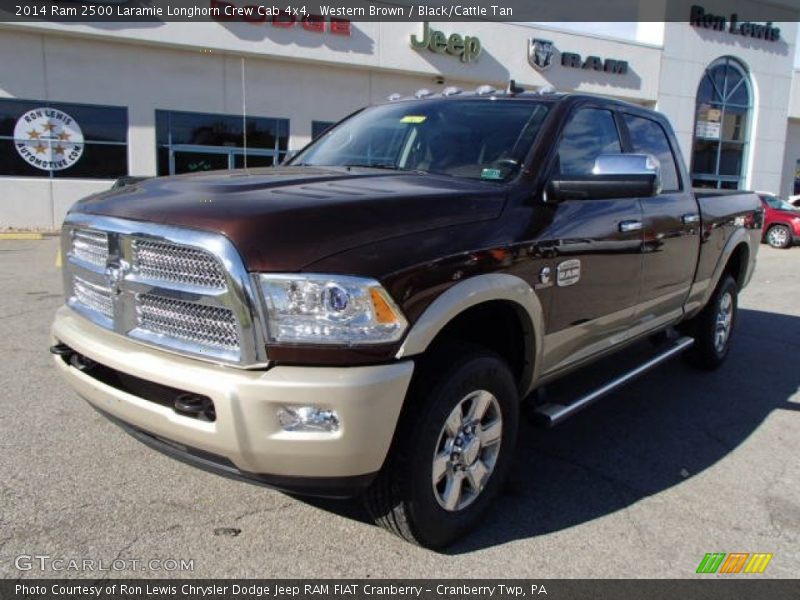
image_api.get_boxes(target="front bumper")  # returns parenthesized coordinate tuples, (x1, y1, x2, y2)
(52, 306, 414, 497)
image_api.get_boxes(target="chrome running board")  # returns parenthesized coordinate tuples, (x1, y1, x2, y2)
(533, 336, 695, 427)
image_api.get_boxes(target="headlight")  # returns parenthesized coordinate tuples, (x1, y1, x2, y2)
(258, 274, 408, 345)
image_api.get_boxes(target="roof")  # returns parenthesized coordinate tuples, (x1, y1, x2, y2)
(382, 85, 647, 111)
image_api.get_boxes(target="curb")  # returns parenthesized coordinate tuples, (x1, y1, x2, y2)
(0, 232, 44, 240)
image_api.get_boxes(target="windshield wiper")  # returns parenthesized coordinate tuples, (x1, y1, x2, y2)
(342, 163, 403, 171)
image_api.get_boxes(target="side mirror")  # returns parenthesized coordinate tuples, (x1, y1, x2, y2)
(545, 153, 662, 202)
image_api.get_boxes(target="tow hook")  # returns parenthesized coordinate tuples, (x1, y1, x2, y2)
(50, 344, 96, 371)
(49, 343, 73, 358)
(174, 393, 216, 422)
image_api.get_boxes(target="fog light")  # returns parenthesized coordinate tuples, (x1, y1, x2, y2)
(277, 406, 340, 432)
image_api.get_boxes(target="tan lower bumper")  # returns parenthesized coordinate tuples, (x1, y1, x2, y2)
(52, 306, 414, 480)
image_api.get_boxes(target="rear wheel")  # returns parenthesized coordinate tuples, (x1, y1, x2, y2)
(683, 275, 738, 370)
(766, 224, 792, 249)
(364, 344, 519, 548)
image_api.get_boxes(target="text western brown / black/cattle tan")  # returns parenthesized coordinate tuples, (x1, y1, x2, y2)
(51, 89, 761, 548)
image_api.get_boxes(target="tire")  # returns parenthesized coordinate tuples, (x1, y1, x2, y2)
(364, 343, 519, 549)
(765, 224, 792, 249)
(683, 275, 738, 370)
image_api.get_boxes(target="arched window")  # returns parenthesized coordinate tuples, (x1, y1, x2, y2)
(691, 57, 752, 189)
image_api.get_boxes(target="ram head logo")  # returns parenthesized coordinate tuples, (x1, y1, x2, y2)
(528, 38, 555, 71)
(104, 260, 129, 296)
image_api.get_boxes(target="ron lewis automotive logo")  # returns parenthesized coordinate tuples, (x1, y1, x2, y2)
(14, 108, 84, 171)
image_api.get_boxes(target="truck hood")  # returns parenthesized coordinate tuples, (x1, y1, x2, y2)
(71, 166, 506, 271)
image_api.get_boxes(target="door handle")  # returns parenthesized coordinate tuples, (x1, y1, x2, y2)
(619, 220, 643, 233)
(682, 213, 700, 224)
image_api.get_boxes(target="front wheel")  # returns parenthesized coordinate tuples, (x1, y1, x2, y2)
(766, 224, 792, 249)
(364, 345, 519, 549)
(683, 275, 738, 370)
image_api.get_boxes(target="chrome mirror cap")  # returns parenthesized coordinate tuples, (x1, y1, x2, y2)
(593, 153, 662, 195)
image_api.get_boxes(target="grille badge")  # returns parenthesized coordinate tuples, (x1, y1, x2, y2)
(104, 259, 129, 297)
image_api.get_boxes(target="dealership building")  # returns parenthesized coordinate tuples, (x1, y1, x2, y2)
(1, 2, 800, 229)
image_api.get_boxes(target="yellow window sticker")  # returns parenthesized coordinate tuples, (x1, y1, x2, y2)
(400, 115, 427, 123)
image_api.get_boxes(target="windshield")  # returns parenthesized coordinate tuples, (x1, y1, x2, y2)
(292, 99, 551, 182)
(761, 194, 797, 211)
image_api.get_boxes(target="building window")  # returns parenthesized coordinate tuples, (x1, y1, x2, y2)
(691, 57, 752, 190)
(794, 159, 800, 196)
(312, 120, 336, 139)
(156, 110, 288, 176)
(0, 98, 128, 179)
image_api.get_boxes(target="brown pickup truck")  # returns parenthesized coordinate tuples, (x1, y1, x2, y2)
(51, 89, 761, 548)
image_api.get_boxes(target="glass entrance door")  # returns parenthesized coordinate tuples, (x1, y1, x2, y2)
(156, 110, 289, 176)
(168, 146, 278, 175)
(172, 148, 231, 174)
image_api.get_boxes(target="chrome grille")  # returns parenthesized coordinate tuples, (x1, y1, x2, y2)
(61, 216, 267, 366)
(71, 229, 108, 266)
(136, 294, 239, 350)
(72, 276, 113, 319)
(132, 239, 227, 289)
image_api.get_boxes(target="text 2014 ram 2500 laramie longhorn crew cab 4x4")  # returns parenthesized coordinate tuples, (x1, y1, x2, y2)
(51, 89, 761, 548)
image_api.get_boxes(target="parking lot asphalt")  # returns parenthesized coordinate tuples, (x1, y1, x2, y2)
(1, 237, 798, 579)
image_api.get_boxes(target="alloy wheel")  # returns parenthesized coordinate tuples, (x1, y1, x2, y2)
(432, 390, 503, 512)
(767, 226, 789, 248)
(714, 291, 734, 353)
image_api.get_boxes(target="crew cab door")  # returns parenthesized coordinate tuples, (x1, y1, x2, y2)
(620, 113, 701, 325)
(538, 107, 645, 374)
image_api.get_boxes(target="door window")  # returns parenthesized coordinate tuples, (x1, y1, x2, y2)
(623, 114, 681, 192)
(556, 108, 621, 175)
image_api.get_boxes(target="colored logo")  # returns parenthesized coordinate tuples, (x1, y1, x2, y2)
(14, 108, 84, 171)
(696, 552, 773, 574)
(410, 22, 481, 63)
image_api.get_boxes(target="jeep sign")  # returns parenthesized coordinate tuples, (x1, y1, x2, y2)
(410, 22, 481, 63)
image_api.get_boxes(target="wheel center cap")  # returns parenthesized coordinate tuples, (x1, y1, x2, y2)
(461, 436, 481, 466)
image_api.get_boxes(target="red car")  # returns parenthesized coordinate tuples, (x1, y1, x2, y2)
(759, 193, 800, 248)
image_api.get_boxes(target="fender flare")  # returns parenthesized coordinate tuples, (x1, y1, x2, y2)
(396, 273, 544, 393)
(699, 228, 753, 310)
